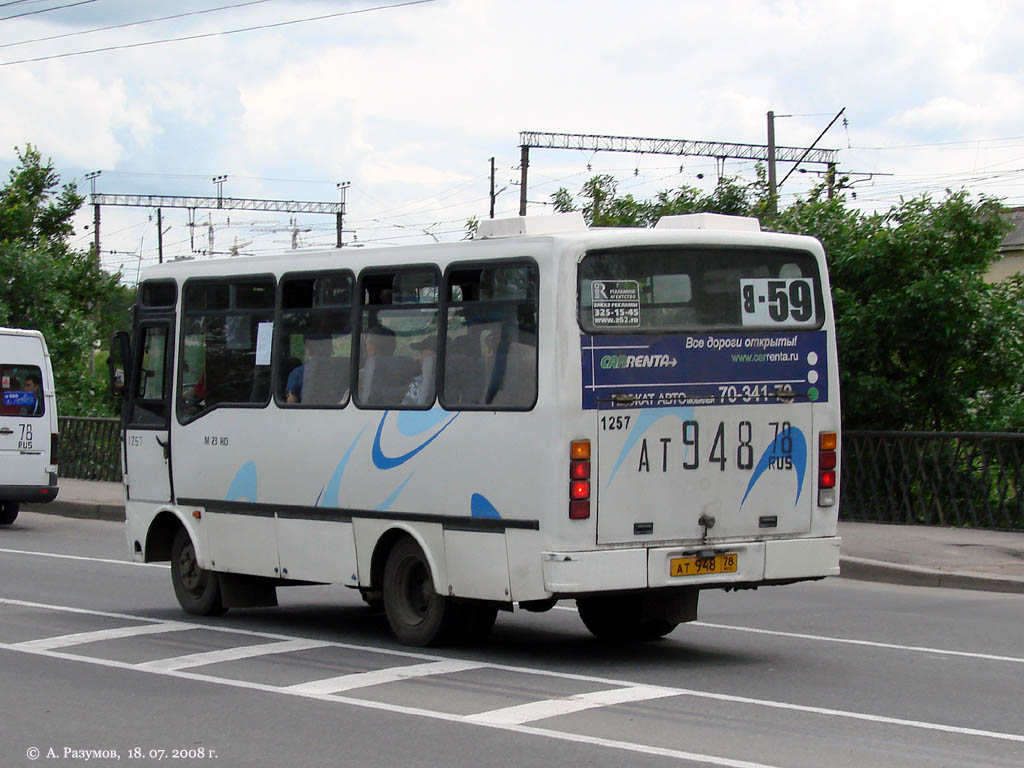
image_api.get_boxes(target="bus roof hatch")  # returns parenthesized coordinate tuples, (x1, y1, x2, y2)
(655, 213, 761, 232)
(476, 212, 588, 239)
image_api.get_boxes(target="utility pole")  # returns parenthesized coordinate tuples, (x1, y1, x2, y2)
(156, 208, 164, 264)
(518, 145, 529, 217)
(85, 171, 101, 264)
(212, 175, 228, 208)
(489, 157, 496, 219)
(336, 181, 350, 247)
(766, 111, 778, 216)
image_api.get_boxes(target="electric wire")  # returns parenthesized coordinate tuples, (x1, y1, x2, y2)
(0, 0, 278, 50)
(0, 0, 95, 22)
(0, 0, 437, 66)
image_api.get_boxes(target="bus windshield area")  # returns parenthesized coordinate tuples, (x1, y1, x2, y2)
(578, 246, 823, 333)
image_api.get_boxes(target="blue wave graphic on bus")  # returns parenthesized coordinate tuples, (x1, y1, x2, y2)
(372, 409, 459, 470)
(225, 460, 258, 502)
(606, 407, 694, 487)
(318, 425, 367, 508)
(471, 493, 501, 519)
(377, 472, 414, 511)
(739, 427, 807, 508)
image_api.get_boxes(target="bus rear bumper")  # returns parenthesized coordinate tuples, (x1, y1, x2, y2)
(542, 536, 841, 595)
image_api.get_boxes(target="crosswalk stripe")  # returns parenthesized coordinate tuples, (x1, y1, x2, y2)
(284, 659, 486, 695)
(136, 638, 332, 671)
(465, 684, 680, 725)
(13, 622, 196, 650)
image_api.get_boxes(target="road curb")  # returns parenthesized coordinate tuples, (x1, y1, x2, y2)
(840, 556, 1024, 594)
(23, 500, 125, 523)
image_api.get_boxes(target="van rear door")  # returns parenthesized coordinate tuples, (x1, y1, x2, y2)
(0, 331, 55, 496)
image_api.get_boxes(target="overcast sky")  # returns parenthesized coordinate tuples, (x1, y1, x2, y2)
(2, 0, 1023, 278)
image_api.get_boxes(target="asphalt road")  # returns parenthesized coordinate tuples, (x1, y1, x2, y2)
(1, 511, 1022, 768)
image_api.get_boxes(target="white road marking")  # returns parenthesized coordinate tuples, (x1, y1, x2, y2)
(553, 605, 1024, 665)
(466, 684, 680, 725)
(5, 546, 1022, 667)
(0, 547, 168, 569)
(691, 621, 1024, 664)
(2, 598, 1023, 749)
(0, 641, 786, 768)
(14, 621, 197, 650)
(284, 659, 486, 695)
(136, 638, 332, 671)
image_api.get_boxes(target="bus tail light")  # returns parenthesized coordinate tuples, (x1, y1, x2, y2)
(818, 432, 837, 507)
(570, 440, 591, 519)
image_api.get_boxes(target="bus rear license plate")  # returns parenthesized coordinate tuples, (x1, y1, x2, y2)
(670, 553, 738, 577)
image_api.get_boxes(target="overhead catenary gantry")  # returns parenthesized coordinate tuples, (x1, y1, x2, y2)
(88, 185, 350, 265)
(516, 127, 842, 216)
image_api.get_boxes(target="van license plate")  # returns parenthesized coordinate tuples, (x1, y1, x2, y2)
(670, 553, 738, 577)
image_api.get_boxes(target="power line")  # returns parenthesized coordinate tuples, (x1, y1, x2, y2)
(0, 0, 277, 50)
(0, 0, 437, 66)
(0, 0, 95, 22)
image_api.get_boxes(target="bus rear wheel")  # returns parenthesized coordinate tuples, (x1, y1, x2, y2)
(0, 501, 19, 526)
(383, 537, 462, 646)
(170, 527, 226, 616)
(576, 595, 678, 641)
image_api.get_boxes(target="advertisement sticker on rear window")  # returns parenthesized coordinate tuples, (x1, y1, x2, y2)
(591, 280, 641, 327)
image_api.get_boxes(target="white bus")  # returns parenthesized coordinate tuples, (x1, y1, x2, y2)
(110, 212, 841, 646)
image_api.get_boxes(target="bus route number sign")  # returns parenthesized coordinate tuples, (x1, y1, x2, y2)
(739, 278, 815, 327)
(592, 280, 641, 327)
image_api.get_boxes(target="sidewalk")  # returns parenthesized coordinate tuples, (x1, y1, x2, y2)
(19, 479, 1024, 594)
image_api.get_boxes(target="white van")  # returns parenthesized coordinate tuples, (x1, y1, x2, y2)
(0, 328, 59, 525)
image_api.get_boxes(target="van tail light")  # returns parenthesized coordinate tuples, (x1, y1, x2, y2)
(50, 432, 60, 467)
(818, 432, 837, 507)
(569, 440, 591, 519)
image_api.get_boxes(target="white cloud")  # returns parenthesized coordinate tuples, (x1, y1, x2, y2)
(0, 63, 152, 167)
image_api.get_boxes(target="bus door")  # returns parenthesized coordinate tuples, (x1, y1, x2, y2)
(124, 316, 174, 503)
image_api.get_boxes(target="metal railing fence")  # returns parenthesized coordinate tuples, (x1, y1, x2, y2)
(58, 416, 121, 482)
(841, 431, 1024, 530)
(54, 420, 1023, 529)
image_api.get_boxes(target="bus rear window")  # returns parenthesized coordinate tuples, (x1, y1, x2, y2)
(578, 246, 824, 333)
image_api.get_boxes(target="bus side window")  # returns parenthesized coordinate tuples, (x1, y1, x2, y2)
(276, 272, 353, 408)
(443, 261, 538, 410)
(178, 278, 275, 423)
(355, 268, 438, 410)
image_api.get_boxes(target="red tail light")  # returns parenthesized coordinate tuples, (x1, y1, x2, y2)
(569, 440, 591, 519)
(818, 432, 837, 506)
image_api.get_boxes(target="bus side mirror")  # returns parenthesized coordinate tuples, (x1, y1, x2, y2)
(109, 331, 130, 397)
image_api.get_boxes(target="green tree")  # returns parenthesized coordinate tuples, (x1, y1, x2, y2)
(773, 187, 1019, 431)
(0, 145, 122, 415)
(552, 171, 769, 227)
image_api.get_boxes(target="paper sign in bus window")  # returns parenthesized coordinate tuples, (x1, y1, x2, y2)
(592, 280, 641, 326)
(740, 278, 816, 327)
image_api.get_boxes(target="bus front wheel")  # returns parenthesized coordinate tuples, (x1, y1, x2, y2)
(577, 595, 678, 641)
(0, 501, 19, 526)
(170, 527, 226, 616)
(383, 537, 459, 646)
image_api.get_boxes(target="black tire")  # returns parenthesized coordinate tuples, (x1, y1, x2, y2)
(0, 501, 19, 526)
(170, 527, 226, 616)
(382, 537, 459, 646)
(577, 595, 678, 641)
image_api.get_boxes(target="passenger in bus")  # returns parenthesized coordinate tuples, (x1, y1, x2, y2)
(21, 374, 42, 415)
(402, 337, 436, 406)
(357, 325, 397, 404)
